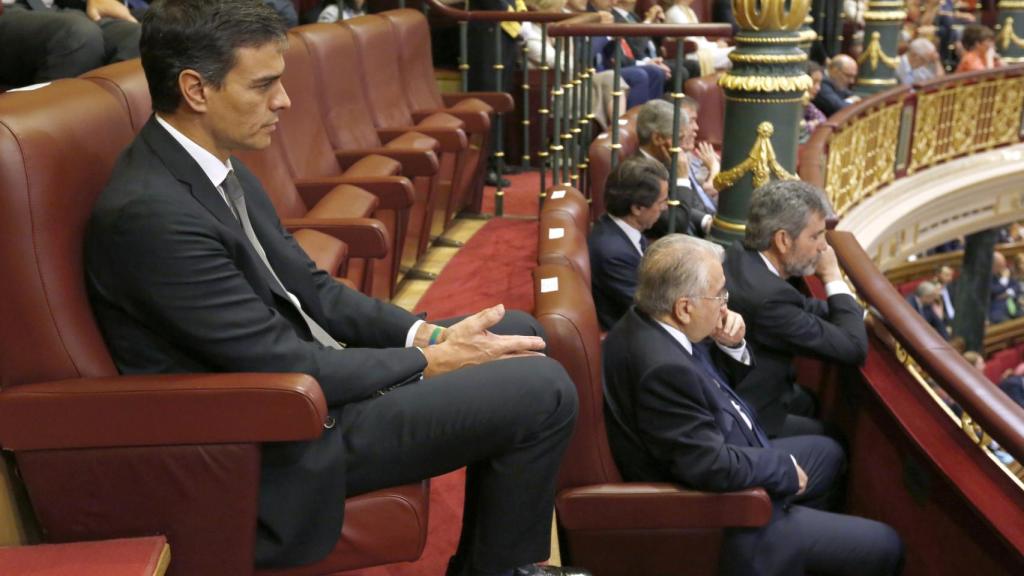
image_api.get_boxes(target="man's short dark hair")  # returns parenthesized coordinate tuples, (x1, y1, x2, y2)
(961, 24, 994, 51)
(604, 156, 668, 217)
(743, 180, 831, 251)
(141, 0, 288, 114)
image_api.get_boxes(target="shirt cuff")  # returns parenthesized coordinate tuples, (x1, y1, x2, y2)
(405, 319, 425, 348)
(716, 339, 750, 365)
(676, 177, 692, 189)
(824, 280, 854, 298)
(701, 214, 713, 234)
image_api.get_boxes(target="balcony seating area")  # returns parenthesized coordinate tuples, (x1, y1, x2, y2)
(0, 9, 507, 576)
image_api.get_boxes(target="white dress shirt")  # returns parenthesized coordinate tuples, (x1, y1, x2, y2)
(758, 251, 854, 298)
(608, 214, 644, 256)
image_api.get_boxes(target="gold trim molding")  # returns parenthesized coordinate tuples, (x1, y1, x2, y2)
(718, 73, 813, 92)
(857, 77, 899, 85)
(714, 122, 800, 190)
(712, 217, 748, 233)
(863, 10, 908, 20)
(998, 0, 1024, 8)
(729, 51, 809, 64)
(857, 31, 900, 70)
(725, 94, 806, 103)
(734, 33, 803, 44)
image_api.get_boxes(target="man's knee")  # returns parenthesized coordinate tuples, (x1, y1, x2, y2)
(101, 19, 141, 62)
(517, 356, 578, 428)
(501, 309, 547, 341)
(864, 521, 904, 575)
(50, 14, 105, 76)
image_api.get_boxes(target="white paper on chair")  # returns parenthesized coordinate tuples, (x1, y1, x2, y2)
(540, 277, 560, 293)
(548, 227, 565, 240)
(550, 189, 566, 200)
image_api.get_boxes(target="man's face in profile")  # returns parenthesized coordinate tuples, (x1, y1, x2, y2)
(203, 41, 291, 153)
(782, 212, 827, 278)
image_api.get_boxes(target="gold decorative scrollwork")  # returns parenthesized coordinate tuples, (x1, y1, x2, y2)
(998, 17, 1024, 50)
(857, 31, 900, 71)
(718, 73, 814, 92)
(893, 340, 909, 364)
(734, 0, 810, 31)
(824, 100, 902, 215)
(713, 122, 799, 190)
(961, 412, 994, 447)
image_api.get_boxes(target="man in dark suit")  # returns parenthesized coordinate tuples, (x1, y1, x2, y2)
(813, 54, 860, 117)
(906, 281, 950, 339)
(0, 0, 140, 88)
(604, 234, 903, 576)
(84, 3, 582, 575)
(589, 156, 669, 330)
(990, 251, 1018, 324)
(724, 181, 867, 438)
(633, 99, 716, 239)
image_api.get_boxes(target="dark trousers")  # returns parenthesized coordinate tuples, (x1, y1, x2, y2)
(720, 435, 904, 576)
(621, 64, 666, 109)
(0, 5, 140, 87)
(340, 311, 578, 575)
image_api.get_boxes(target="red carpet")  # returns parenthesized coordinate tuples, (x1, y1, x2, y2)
(340, 177, 541, 576)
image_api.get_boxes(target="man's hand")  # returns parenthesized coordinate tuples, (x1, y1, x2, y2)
(815, 245, 843, 284)
(653, 57, 672, 78)
(87, 0, 138, 22)
(420, 304, 545, 378)
(597, 10, 615, 23)
(696, 141, 720, 174)
(643, 5, 664, 23)
(711, 309, 745, 348)
(794, 460, 808, 495)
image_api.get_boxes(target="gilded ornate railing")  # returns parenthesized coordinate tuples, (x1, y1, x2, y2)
(800, 66, 1024, 218)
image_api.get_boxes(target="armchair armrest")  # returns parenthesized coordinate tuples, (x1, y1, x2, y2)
(556, 483, 771, 530)
(0, 373, 327, 451)
(442, 91, 515, 114)
(295, 176, 414, 211)
(336, 147, 439, 177)
(412, 109, 490, 135)
(379, 126, 467, 153)
(283, 217, 390, 259)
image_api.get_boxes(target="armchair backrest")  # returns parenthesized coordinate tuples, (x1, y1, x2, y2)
(81, 59, 152, 133)
(0, 80, 131, 389)
(290, 24, 383, 152)
(539, 212, 592, 287)
(377, 9, 445, 112)
(341, 15, 416, 130)
(533, 264, 622, 490)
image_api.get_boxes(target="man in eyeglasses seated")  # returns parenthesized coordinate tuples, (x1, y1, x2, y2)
(603, 233, 903, 576)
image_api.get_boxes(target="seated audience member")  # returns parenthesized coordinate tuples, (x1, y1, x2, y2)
(0, 0, 140, 88)
(813, 54, 860, 117)
(602, 0, 680, 107)
(661, 0, 734, 74)
(262, 0, 297, 26)
(525, 0, 623, 130)
(680, 95, 720, 195)
(934, 264, 956, 323)
(906, 281, 949, 339)
(85, 2, 584, 575)
(635, 99, 715, 238)
(990, 252, 1018, 324)
(315, 0, 365, 22)
(897, 37, 944, 84)
(956, 24, 1001, 72)
(724, 181, 868, 438)
(603, 234, 904, 576)
(589, 156, 669, 330)
(801, 61, 828, 143)
(998, 368, 1024, 410)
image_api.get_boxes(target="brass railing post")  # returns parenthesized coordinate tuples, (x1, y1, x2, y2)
(521, 43, 531, 171)
(493, 25, 506, 217)
(551, 37, 563, 188)
(539, 23, 550, 198)
(610, 40, 622, 173)
(666, 38, 685, 235)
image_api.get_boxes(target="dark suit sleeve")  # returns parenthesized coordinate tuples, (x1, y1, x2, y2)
(594, 249, 640, 312)
(812, 81, 849, 117)
(758, 291, 868, 365)
(95, 194, 426, 407)
(634, 363, 800, 497)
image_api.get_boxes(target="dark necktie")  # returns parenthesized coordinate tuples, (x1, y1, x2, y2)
(691, 342, 769, 447)
(690, 172, 716, 214)
(640, 235, 649, 254)
(222, 171, 343, 350)
(24, 0, 50, 11)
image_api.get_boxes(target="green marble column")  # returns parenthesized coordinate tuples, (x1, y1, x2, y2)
(997, 1, 1024, 64)
(854, 0, 906, 96)
(709, 0, 809, 246)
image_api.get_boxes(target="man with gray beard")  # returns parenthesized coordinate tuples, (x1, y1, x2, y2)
(723, 181, 867, 438)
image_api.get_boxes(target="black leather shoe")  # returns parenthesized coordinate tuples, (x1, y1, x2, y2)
(485, 169, 511, 188)
(512, 565, 592, 576)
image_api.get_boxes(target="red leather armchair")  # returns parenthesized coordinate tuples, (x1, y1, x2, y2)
(540, 185, 590, 237)
(0, 79, 428, 576)
(532, 264, 772, 576)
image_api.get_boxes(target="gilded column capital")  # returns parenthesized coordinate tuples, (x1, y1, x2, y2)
(733, 0, 810, 31)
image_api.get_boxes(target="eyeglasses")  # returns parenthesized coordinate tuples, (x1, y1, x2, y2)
(700, 290, 729, 306)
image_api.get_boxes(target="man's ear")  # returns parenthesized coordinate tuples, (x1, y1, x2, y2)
(178, 69, 210, 113)
(772, 229, 791, 256)
(673, 297, 691, 325)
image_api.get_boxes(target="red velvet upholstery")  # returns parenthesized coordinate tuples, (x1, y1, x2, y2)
(532, 264, 772, 575)
(985, 347, 1021, 383)
(0, 78, 427, 576)
(81, 59, 382, 290)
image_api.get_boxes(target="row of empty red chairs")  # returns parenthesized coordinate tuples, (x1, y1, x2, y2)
(531, 186, 773, 575)
(0, 9, 514, 576)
